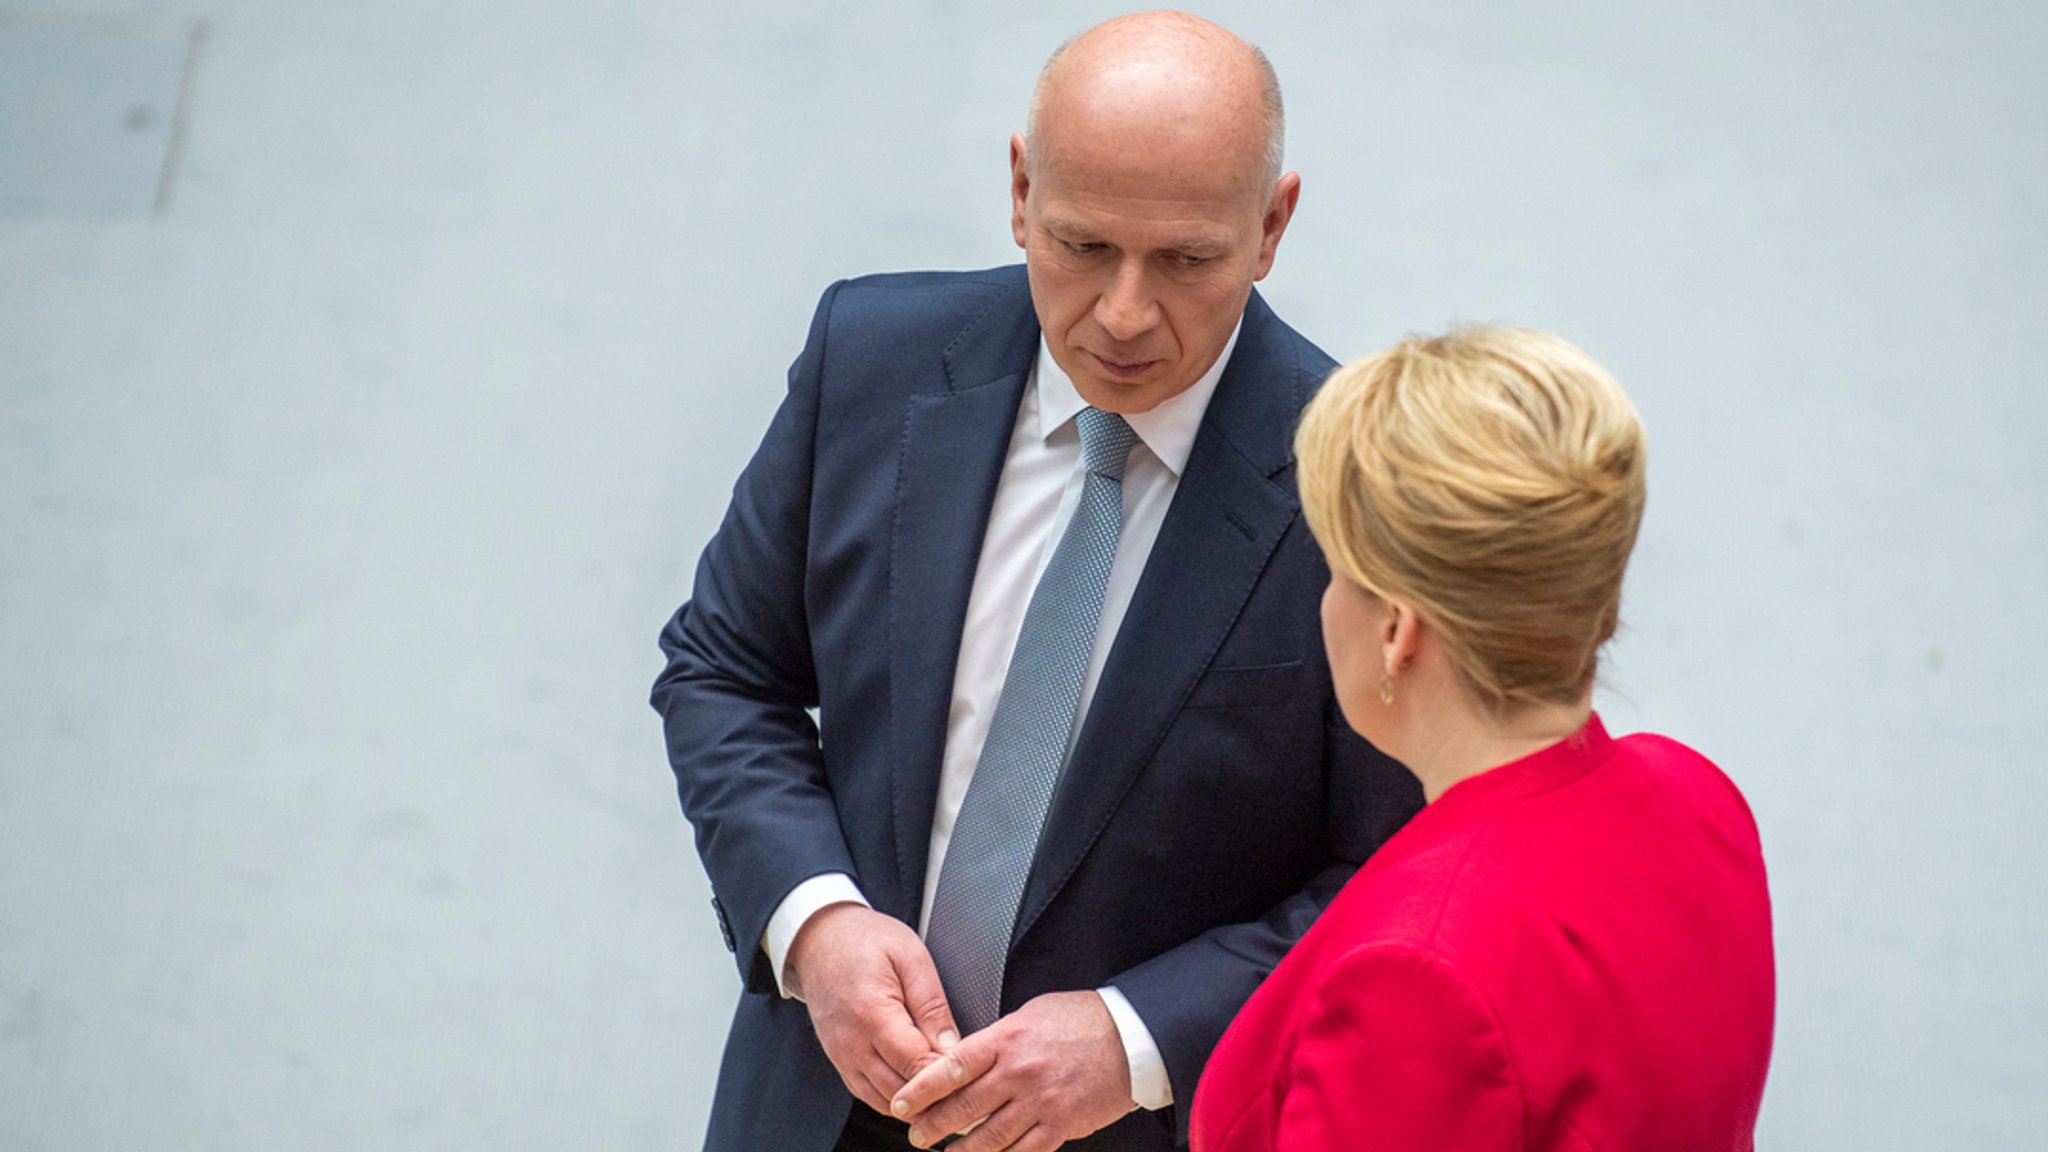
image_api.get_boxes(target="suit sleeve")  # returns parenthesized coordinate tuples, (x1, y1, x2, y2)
(1277, 944, 1522, 1151)
(1116, 655, 1423, 1138)
(650, 280, 860, 994)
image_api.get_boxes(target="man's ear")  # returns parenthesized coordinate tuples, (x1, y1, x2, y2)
(1252, 171, 1302, 281)
(1009, 133, 1031, 250)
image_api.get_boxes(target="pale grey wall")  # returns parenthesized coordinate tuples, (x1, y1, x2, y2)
(2, 1, 2042, 1148)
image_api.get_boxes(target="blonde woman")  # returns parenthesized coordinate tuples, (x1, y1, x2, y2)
(1191, 329, 1774, 1151)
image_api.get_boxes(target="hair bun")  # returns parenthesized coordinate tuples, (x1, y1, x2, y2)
(1295, 326, 1647, 715)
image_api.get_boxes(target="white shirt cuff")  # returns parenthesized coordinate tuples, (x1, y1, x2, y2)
(762, 873, 870, 1000)
(1096, 986, 1173, 1111)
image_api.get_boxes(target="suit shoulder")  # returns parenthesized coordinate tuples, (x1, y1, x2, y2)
(1613, 733, 1762, 843)
(807, 265, 1031, 361)
(1273, 313, 1338, 384)
(1247, 290, 1334, 369)
(829, 265, 1027, 317)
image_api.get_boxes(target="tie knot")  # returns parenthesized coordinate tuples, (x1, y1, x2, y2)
(1076, 408, 1138, 480)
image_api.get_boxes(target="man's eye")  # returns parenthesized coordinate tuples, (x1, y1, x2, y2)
(1174, 253, 1210, 269)
(1061, 239, 1102, 255)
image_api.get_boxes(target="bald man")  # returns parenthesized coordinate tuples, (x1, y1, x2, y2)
(653, 13, 1419, 1152)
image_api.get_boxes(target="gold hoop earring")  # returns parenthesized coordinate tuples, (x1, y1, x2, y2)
(1379, 675, 1394, 705)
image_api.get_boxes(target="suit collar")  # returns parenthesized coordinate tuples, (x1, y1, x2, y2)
(1201, 288, 1313, 479)
(939, 265, 1040, 394)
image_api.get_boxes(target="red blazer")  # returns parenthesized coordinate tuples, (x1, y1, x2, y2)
(1191, 715, 1774, 1152)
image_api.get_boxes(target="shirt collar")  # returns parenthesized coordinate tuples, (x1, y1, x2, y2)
(1030, 318, 1244, 478)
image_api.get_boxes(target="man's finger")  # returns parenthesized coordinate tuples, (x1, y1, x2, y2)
(895, 941, 961, 1054)
(871, 1004, 942, 1083)
(890, 1048, 968, 1125)
(943, 1099, 1041, 1152)
(892, 1031, 999, 1128)
(848, 1069, 894, 1117)
(863, 1051, 910, 1103)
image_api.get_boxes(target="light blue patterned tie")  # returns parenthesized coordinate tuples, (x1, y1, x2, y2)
(926, 407, 1138, 1035)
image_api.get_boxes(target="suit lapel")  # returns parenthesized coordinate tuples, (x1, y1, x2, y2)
(887, 280, 1039, 921)
(1012, 290, 1309, 946)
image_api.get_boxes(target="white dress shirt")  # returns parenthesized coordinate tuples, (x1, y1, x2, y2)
(763, 321, 1242, 1112)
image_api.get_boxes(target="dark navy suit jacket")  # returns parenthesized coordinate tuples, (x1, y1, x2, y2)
(652, 265, 1420, 1151)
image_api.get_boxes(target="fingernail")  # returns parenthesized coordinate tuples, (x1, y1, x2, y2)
(907, 1128, 926, 1148)
(937, 1030, 958, 1049)
(949, 1055, 966, 1083)
(890, 1098, 909, 1119)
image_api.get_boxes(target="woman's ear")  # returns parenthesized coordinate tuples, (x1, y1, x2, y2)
(1384, 601, 1424, 678)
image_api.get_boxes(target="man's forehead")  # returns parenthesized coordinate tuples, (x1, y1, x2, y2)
(1029, 115, 1268, 208)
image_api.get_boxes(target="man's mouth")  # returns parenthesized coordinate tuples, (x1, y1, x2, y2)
(1090, 352, 1158, 380)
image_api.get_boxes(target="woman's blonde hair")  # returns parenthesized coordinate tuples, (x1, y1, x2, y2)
(1295, 326, 1648, 716)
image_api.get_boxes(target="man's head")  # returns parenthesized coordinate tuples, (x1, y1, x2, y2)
(1012, 11, 1299, 414)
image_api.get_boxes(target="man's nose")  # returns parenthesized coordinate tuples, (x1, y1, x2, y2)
(1094, 260, 1160, 342)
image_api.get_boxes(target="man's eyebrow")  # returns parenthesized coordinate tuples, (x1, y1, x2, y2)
(1038, 219, 1229, 254)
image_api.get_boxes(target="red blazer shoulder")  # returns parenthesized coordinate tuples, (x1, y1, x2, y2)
(1192, 717, 1774, 1152)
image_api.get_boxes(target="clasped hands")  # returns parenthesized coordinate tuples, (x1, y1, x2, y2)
(786, 903, 1138, 1151)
